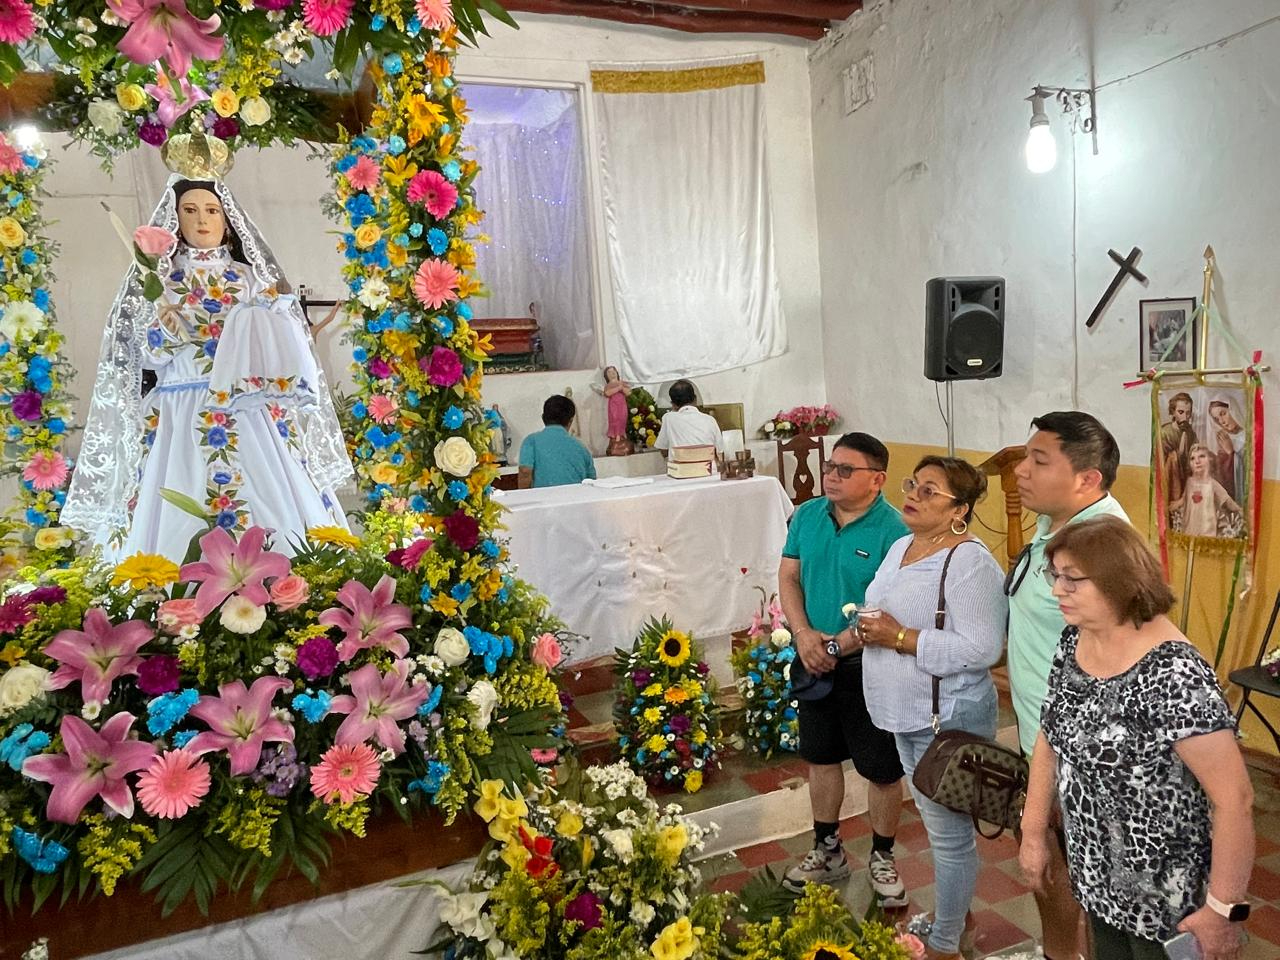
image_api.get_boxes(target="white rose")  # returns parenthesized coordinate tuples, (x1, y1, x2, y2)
(770, 627, 792, 649)
(86, 99, 124, 135)
(434, 436, 478, 478)
(240, 96, 272, 127)
(434, 627, 470, 667)
(466, 679, 498, 730)
(0, 663, 50, 715)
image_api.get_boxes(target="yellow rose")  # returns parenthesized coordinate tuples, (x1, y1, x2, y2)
(115, 83, 148, 111)
(0, 216, 26, 248)
(369, 461, 399, 485)
(33, 527, 73, 550)
(240, 96, 272, 127)
(211, 87, 240, 118)
(354, 222, 382, 249)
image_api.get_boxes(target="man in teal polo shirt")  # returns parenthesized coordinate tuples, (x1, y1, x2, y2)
(518, 395, 596, 489)
(779, 432, 910, 903)
(1008, 411, 1128, 960)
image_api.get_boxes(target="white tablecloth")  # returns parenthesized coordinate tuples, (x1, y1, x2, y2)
(498, 476, 794, 662)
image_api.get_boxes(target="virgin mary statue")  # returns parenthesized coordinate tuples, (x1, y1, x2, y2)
(63, 139, 353, 561)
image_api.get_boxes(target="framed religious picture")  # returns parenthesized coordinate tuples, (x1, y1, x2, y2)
(1139, 297, 1198, 372)
(1154, 380, 1251, 545)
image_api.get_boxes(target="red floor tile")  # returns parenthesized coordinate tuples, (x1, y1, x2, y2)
(1246, 904, 1280, 945)
(710, 869, 755, 895)
(975, 864, 1030, 904)
(741, 767, 794, 795)
(970, 909, 1035, 953)
(1252, 865, 1280, 903)
(977, 833, 1021, 864)
(840, 816, 872, 840)
(896, 820, 932, 854)
(1257, 834, 1280, 859)
(895, 854, 937, 891)
(735, 840, 791, 869)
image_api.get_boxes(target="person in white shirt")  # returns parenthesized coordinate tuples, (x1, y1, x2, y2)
(655, 380, 724, 456)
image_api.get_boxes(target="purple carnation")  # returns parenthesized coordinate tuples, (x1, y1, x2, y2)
(368, 356, 392, 380)
(632, 669, 652, 687)
(138, 121, 168, 147)
(137, 655, 181, 696)
(669, 713, 692, 735)
(253, 0, 294, 8)
(564, 891, 603, 931)
(421, 346, 463, 387)
(297, 636, 339, 680)
(696, 661, 710, 676)
(211, 116, 240, 140)
(24, 585, 67, 607)
(11, 391, 42, 422)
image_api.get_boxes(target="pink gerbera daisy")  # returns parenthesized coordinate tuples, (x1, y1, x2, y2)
(367, 394, 398, 423)
(0, 137, 24, 175)
(0, 0, 36, 45)
(310, 742, 380, 805)
(405, 170, 458, 219)
(346, 154, 381, 191)
(301, 0, 353, 36)
(22, 450, 70, 492)
(415, 0, 453, 30)
(412, 258, 461, 310)
(136, 749, 212, 819)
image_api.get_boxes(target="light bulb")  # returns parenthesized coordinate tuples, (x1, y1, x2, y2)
(1025, 122, 1057, 172)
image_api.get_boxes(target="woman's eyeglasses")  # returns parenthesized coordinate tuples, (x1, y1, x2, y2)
(1043, 565, 1089, 593)
(901, 477, 957, 502)
(821, 462, 881, 480)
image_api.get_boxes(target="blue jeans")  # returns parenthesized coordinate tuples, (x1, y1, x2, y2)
(894, 685, 998, 954)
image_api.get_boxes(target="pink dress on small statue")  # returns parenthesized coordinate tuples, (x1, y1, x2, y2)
(606, 385, 629, 440)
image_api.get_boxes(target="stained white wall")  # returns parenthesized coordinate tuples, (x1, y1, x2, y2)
(809, 0, 1280, 475)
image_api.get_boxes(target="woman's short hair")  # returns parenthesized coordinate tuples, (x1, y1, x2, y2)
(914, 455, 986, 522)
(1045, 516, 1175, 626)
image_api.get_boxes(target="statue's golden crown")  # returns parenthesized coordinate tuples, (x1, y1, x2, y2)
(160, 132, 235, 179)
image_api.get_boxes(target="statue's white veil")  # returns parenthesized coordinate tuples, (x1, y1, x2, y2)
(63, 174, 354, 546)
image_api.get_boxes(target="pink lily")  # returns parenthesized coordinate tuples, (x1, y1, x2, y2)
(187, 676, 294, 775)
(320, 574, 412, 662)
(329, 660, 429, 755)
(181, 526, 291, 618)
(44, 609, 154, 705)
(108, 0, 225, 78)
(767, 597, 785, 631)
(23, 713, 157, 823)
(143, 75, 210, 129)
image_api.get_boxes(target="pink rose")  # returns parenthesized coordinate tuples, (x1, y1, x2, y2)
(270, 574, 310, 611)
(531, 632, 562, 670)
(134, 225, 177, 257)
(157, 598, 201, 633)
(895, 934, 926, 960)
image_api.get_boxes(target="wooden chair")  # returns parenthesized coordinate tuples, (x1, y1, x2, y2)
(1229, 590, 1280, 753)
(776, 434, 826, 506)
(978, 444, 1029, 570)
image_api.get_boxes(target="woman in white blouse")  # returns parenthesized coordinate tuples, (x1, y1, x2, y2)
(855, 456, 1008, 960)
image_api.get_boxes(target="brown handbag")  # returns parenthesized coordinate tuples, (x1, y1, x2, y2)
(909, 545, 1029, 839)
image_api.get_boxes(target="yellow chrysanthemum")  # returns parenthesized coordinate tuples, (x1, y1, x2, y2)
(643, 707, 662, 724)
(646, 734, 667, 753)
(684, 770, 703, 793)
(307, 526, 361, 550)
(111, 552, 181, 590)
(657, 630, 691, 668)
(800, 942, 858, 960)
(642, 682, 663, 697)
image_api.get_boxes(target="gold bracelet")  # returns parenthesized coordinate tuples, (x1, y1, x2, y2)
(894, 628, 907, 653)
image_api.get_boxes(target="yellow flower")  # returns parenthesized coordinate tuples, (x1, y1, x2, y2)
(0, 641, 24, 667)
(430, 594, 460, 616)
(800, 943, 857, 960)
(211, 87, 240, 118)
(354, 223, 382, 249)
(387, 242, 408, 268)
(0, 217, 26, 249)
(664, 687, 690, 705)
(581, 836, 594, 869)
(692, 730, 707, 745)
(684, 770, 703, 793)
(656, 823, 687, 865)
(369, 462, 399, 485)
(115, 83, 148, 111)
(490, 814, 521, 844)
(500, 839, 531, 870)
(657, 630, 691, 668)
(556, 811, 583, 837)
(404, 94, 447, 145)
(382, 329, 420, 359)
(473, 780, 503, 821)
(497, 795, 528, 821)
(643, 707, 662, 724)
(646, 734, 666, 753)
(383, 155, 419, 187)
(642, 682, 663, 697)
(650, 918, 697, 960)
(307, 525, 362, 550)
(111, 552, 181, 590)
(33, 527, 74, 551)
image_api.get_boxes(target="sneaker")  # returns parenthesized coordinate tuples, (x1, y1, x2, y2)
(868, 848, 908, 907)
(782, 844, 851, 892)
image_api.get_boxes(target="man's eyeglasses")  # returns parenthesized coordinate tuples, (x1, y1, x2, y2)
(821, 462, 881, 479)
(1043, 565, 1089, 593)
(901, 477, 957, 502)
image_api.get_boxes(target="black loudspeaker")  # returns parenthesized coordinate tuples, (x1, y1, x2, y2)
(924, 276, 1005, 381)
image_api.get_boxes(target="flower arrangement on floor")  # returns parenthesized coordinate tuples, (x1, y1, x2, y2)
(626, 387, 663, 449)
(759, 404, 841, 440)
(0, 133, 75, 573)
(729, 592, 798, 759)
(731, 882, 918, 960)
(0, 0, 513, 166)
(422, 761, 728, 960)
(613, 618, 719, 793)
(0, 519, 564, 913)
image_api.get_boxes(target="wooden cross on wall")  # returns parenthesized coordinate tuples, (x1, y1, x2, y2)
(1086, 246, 1147, 328)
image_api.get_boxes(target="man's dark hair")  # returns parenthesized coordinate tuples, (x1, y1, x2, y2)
(831, 431, 889, 472)
(668, 380, 697, 408)
(542, 394, 576, 427)
(1030, 411, 1120, 490)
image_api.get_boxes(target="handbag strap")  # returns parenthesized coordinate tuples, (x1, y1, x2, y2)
(930, 543, 964, 734)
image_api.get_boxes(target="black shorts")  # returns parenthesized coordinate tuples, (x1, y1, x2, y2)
(797, 654, 904, 784)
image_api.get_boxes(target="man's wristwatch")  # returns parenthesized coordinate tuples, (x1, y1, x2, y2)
(1205, 890, 1251, 922)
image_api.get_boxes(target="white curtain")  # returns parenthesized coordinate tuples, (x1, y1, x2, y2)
(591, 56, 786, 382)
(468, 92, 596, 371)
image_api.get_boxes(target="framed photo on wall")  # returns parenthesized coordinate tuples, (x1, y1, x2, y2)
(1139, 297, 1198, 372)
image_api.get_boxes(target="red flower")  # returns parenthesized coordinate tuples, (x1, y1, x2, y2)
(519, 825, 559, 879)
(442, 512, 479, 551)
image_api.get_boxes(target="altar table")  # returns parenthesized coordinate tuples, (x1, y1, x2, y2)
(497, 475, 794, 662)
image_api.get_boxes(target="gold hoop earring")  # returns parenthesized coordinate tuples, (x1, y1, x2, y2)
(950, 517, 968, 535)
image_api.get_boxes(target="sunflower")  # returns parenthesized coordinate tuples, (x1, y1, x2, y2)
(111, 552, 181, 590)
(307, 526, 362, 550)
(657, 629, 691, 668)
(800, 943, 858, 960)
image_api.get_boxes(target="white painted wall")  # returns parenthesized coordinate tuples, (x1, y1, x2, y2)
(809, 0, 1280, 475)
(36, 12, 826, 471)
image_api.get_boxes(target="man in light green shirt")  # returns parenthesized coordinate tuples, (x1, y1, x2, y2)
(1008, 410, 1128, 960)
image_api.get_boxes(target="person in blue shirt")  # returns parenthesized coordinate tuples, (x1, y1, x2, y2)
(518, 395, 596, 489)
